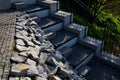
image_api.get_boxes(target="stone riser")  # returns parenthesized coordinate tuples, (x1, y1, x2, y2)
(75, 53, 94, 70)
(57, 37, 78, 50)
(44, 22, 63, 32)
(29, 9, 49, 18)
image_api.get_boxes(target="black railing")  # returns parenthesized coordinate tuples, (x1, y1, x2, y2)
(59, 0, 120, 56)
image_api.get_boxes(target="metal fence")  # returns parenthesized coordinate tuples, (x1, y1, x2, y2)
(59, 0, 120, 56)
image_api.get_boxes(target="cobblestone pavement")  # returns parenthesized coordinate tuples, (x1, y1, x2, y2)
(0, 10, 18, 80)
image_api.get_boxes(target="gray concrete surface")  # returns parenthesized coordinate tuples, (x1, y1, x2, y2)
(85, 58, 120, 80)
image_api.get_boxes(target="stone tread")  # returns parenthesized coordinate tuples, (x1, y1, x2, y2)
(67, 43, 94, 66)
(49, 29, 77, 48)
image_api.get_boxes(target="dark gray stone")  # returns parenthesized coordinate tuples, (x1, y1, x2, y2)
(37, 65, 48, 78)
(46, 56, 59, 66)
(27, 66, 39, 77)
(58, 67, 73, 77)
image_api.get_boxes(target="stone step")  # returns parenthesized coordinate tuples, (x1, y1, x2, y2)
(77, 65, 91, 76)
(47, 29, 77, 50)
(11, 1, 26, 10)
(38, 0, 60, 14)
(38, 16, 63, 31)
(67, 43, 94, 68)
(11, 0, 37, 6)
(25, 5, 49, 18)
(53, 11, 73, 26)
(64, 23, 88, 38)
(79, 36, 104, 54)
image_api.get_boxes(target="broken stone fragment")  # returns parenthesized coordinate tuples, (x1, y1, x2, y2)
(23, 39, 35, 47)
(54, 51, 64, 61)
(37, 65, 48, 78)
(10, 53, 26, 63)
(39, 52, 48, 64)
(58, 67, 73, 78)
(26, 58, 36, 66)
(25, 19, 32, 26)
(48, 66, 59, 76)
(49, 76, 62, 80)
(40, 46, 54, 53)
(35, 76, 48, 80)
(19, 52, 28, 57)
(16, 45, 29, 52)
(9, 77, 19, 80)
(16, 39, 25, 46)
(10, 63, 29, 77)
(27, 50, 39, 63)
(27, 65, 39, 77)
(18, 30, 28, 36)
(15, 33, 25, 40)
(19, 77, 31, 80)
(46, 56, 59, 66)
(29, 16, 41, 22)
(16, 26, 23, 30)
(28, 46, 40, 55)
(32, 39, 41, 46)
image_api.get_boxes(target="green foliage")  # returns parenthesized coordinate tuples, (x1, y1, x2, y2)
(58, 0, 120, 56)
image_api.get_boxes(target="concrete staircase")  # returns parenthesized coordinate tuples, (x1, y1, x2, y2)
(11, 0, 104, 78)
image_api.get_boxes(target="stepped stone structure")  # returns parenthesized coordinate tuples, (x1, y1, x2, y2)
(2, 0, 119, 80)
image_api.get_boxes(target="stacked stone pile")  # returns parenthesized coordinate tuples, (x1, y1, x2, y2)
(9, 14, 83, 80)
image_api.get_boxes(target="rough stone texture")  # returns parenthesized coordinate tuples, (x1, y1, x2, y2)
(27, 65, 39, 77)
(10, 53, 26, 63)
(10, 63, 29, 77)
(50, 76, 62, 80)
(0, 10, 18, 79)
(37, 65, 48, 78)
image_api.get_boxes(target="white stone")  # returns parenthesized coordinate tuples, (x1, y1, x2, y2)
(11, 63, 29, 77)
(16, 39, 25, 46)
(11, 53, 26, 63)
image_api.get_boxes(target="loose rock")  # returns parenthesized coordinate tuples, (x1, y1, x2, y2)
(11, 53, 26, 63)
(10, 63, 29, 77)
